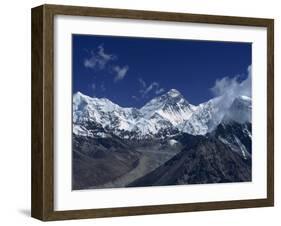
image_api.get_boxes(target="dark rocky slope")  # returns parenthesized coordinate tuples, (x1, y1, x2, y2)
(72, 135, 141, 190)
(128, 135, 251, 187)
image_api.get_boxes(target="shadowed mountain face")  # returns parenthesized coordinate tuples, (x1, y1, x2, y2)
(128, 133, 251, 187)
(72, 135, 142, 189)
(72, 90, 252, 190)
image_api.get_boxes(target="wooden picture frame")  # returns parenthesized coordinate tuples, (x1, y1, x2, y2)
(31, 4, 274, 221)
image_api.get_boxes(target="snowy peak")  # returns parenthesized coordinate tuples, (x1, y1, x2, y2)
(73, 91, 90, 107)
(179, 95, 252, 135)
(160, 89, 189, 104)
(141, 89, 185, 108)
(167, 89, 181, 97)
(72, 91, 252, 139)
(233, 96, 252, 109)
(73, 92, 139, 135)
(73, 91, 114, 110)
(141, 89, 190, 113)
(223, 96, 252, 124)
(73, 91, 134, 113)
(140, 89, 194, 126)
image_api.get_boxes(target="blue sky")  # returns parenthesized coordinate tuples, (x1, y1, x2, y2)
(72, 34, 251, 108)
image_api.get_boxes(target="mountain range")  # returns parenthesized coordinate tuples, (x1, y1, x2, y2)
(73, 89, 251, 138)
(72, 89, 252, 189)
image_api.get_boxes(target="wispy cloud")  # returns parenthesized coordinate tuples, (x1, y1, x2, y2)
(210, 65, 252, 121)
(137, 78, 165, 98)
(138, 78, 146, 89)
(84, 44, 116, 70)
(211, 65, 251, 99)
(142, 82, 159, 96)
(97, 45, 115, 61)
(155, 88, 165, 95)
(84, 45, 129, 83)
(113, 65, 129, 82)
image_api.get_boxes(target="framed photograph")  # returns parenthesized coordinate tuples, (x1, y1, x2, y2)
(31, 4, 274, 221)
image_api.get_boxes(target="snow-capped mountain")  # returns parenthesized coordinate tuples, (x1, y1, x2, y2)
(179, 95, 252, 135)
(179, 97, 221, 135)
(131, 89, 196, 138)
(73, 91, 139, 135)
(223, 96, 252, 124)
(73, 90, 252, 189)
(73, 89, 251, 139)
(140, 89, 195, 125)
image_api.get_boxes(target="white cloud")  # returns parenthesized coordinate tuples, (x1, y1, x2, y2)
(210, 65, 252, 120)
(113, 65, 129, 82)
(137, 78, 165, 98)
(211, 65, 251, 99)
(138, 78, 146, 89)
(97, 45, 115, 61)
(142, 82, 159, 96)
(84, 44, 116, 70)
(84, 45, 130, 83)
(155, 88, 165, 95)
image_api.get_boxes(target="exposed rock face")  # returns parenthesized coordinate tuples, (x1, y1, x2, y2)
(128, 133, 251, 187)
(72, 135, 142, 190)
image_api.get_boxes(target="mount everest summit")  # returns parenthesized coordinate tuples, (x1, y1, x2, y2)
(72, 89, 252, 189)
(73, 89, 251, 139)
